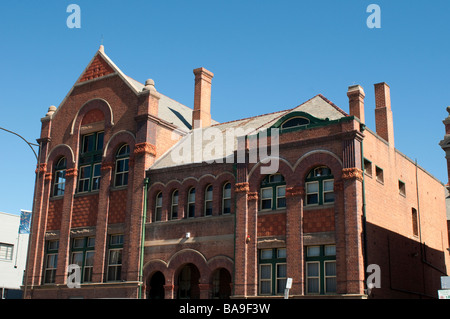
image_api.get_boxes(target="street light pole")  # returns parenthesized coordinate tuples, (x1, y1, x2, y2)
(0, 126, 40, 299)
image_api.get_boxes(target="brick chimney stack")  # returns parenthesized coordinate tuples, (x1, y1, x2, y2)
(192, 67, 214, 130)
(374, 82, 394, 146)
(347, 84, 365, 123)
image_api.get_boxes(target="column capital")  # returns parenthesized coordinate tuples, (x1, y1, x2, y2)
(286, 185, 305, 198)
(235, 182, 250, 193)
(342, 167, 363, 182)
(134, 142, 156, 157)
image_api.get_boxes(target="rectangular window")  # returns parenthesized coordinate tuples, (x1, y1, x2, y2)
(323, 179, 334, 203)
(115, 158, 129, 187)
(261, 187, 272, 210)
(70, 237, 95, 283)
(78, 165, 91, 193)
(107, 234, 123, 282)
(376, 166, 384, 184)
(92, 163, 101, 191)
(258, 248, 286, 296)
(412, 208, 419, 237)
(276, 185, 286, 209)
(53, 169, 66, 196)
(171, 191, 179, 219)
(364, 159, 372, 177)
(222, 184, 231, 215)
(0, 243, 13, 261)
(306, 261, 320, 294)
(44, 240, 59, 284)
(205, 186, 213, 216)
(399, 180, 406, 197)
(305, 244, 337, 295)
(306, 181, 319, 205)
(188, 189, 196, 218)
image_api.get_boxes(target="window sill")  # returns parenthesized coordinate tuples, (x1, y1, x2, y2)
(74, 190, 100, 198)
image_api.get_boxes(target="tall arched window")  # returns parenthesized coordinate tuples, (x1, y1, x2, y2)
(171, 190, 179, 220)
(78, 131, 104, 193)
(155, 192, 163, 222)
(115, 144, 130, 187)
(53, 157, 67, 197)
(260, 173, 286, 211)
(305, 166, 334, 206)
(222, 182, 231, 215)
(187, 188, 196, 218)
(204, 185, 213, 216)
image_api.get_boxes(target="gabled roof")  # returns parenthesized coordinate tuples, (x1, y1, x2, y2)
(50, 46, 199, 132)
(151, 94, 348, 170)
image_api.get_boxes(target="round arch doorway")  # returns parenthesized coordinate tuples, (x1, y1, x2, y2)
(176, 263, 200, 299)
(147, 271, 165, 299)
(211, 268, 232, 299)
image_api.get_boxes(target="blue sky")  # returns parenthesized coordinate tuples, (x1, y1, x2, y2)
(0, 1, 449, 215)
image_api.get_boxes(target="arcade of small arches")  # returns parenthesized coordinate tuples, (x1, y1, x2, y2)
(142, 250, 233, 299)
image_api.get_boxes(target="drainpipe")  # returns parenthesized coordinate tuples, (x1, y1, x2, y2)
(139, 177, 150, 299)
(359, 123, 368, 288)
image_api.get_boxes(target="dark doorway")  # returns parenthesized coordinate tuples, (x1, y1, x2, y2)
(211, 268, 232, 299)
(177, 263, 200, 299)
(148, 271, 165, 299)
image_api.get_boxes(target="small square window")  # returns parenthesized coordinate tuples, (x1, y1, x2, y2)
(307, 246, 320, 257)
(364, 159, 372, 177)
(399, 180, 406, 196)
(261, 249, 273, 260)
(376, 166, 384, 184)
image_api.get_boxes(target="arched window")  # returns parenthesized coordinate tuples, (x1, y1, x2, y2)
(187, 188, 196, 218)
(222, 182, 231, 215)
(281, 117, 310, 129)
(115, 144, 130, 187)
(78, 131, 104, 193)
(260, 173, 286, 211)
(204, 185, 213, 216)
(154, 192, 163, 222)
(53, 157, 67, 197)
(305, 166, 334, 206)
(171, 190, 179, 220)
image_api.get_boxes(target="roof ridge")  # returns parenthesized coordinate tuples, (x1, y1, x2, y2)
(210, 108, 288, 128)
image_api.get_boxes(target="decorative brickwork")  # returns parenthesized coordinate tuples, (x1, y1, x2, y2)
(134, 142, 156, 157)
(341, 167, 363, 182)
(79, 54, 115, 83)
(235, 182, 249, 193)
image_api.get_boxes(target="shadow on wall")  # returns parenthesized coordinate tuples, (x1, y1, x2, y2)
(366, 222, 448, 299)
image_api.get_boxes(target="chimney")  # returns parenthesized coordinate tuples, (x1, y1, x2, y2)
(347, 85, 365, 123)
(192, 67, 214, 129)
(374, 82, 394, 146)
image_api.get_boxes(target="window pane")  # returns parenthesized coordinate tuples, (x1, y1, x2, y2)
(324, 180, 334, 191)
(307, 246, 320, 257)
(85, 251, 94, 267)
(277, 278, 287, 294)
(325, 245, 336, 256)
(306, 182, 318, 193)
(325, 261, 336, 276)
(277, 197, 286, 208)
(223, 183, 231, 198)
(260, 281, 271, 294)
(277, 263, 287, 278)
(277, 186, 285, 197)
(71, 252, 83, 266)
(277, 248, 286, 259)
(205, 186, 213, 200)
(307, 278, 319, 294)
(307, 194, 318, 205)
(223, 198, 231, 214)
(326, 277, 337, 293)
(262, 188, 272, 199)
(261, 199, 272, 210)
(73, 238, 85, 249)
(156, 193, 162, 206)
(307, 262, 319, 276)
(324, 192, 335, 203)
(261, 249, 272, 259)
(172, 191, 179, 204)
(87, 237, 95, 247)
(260, 264, 271, 279)
(189, 189, 196, 202)
(96, 132, 104, 150)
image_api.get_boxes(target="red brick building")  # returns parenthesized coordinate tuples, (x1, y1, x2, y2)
(24, 47, 449, 299)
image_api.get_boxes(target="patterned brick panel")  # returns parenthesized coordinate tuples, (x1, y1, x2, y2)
(79, 55, 114, 83)
(257, 213, 286, 237)
(109, 189, 127, 224)
(72, 195, 99, 227)
(303, 206, 335, 233)
(47, 199, 63, 230)
(81, 109, 105, 125)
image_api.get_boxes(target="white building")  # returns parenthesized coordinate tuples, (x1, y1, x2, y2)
(0, 211, 29, 298)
